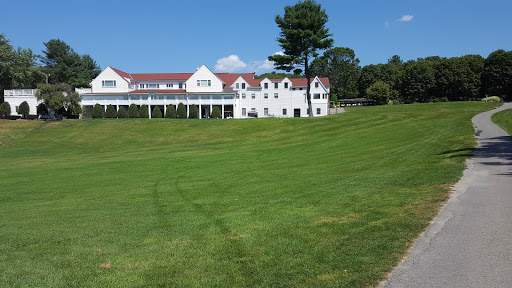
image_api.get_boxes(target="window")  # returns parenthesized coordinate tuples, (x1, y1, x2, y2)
(140, 84, 144, 89)
(166, 84, 173, 88)
(102, 80, 116, 87)
(274, 83, 278, 89)
(264, 108, 268, 116)
(315, 82, 319, 88)
(242, 108, 246, 116)
(317, 108, 321, 115)
(313, 93, 321, 99)
(274, 93, 278, 99)
(283, 108, 287, 115)
(179, 82, 183, 89)
(236, 83, 239, 89)
(284, 82, 288, 88)
(242, 93, 246, 99)
(323, 93, 328, 99)
(264, 83, 268, 89)
(251, 93, 255, 99)
(242, 83, 246, 89)
(147, 84, 159, 89)
(197, 80, 211, 87)
(264, 93, 268, 99)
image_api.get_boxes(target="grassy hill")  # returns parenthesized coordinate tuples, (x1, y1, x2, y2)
(492, 108, 512, 135)
(0, 102, 498, 287)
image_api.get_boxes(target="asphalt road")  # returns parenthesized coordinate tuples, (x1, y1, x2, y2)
(381, 103, 512, 288)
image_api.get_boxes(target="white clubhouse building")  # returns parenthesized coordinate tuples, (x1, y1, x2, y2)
(4, 65, 330, 119)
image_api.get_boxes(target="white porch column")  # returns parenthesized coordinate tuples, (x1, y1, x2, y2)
(148, 105, 151, 118)
(163, 104, 166, 116)
(199, 104, 202, 119)
(186, 105, 189, 118)
(222, 104, 224, 119)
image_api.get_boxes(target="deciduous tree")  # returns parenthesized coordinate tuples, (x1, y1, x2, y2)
(269, 0, 333, 116)
(483, 49, 512, 101)
(366, 82, 390, 105)
(35, 83, 81, 117)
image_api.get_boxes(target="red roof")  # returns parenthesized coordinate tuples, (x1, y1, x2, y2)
(109, 67, 329, 87)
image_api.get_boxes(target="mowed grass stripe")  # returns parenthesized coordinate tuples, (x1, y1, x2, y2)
(0, 102, 498, 287)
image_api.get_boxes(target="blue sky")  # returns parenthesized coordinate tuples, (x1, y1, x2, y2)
(2, 0, 511, 74)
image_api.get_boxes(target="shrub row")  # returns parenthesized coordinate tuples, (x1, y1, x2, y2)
(88, 103, 222, 119)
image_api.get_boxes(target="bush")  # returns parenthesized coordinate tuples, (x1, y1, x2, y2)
(117, 106, 127, 118)
(37, 103, 48, 116)
(366, 82, 390, 105)
(18, 101, 30, 118)
(482, 96, 502, 103)
(211, 106, 221, 118)
(152, 106, 162, 118)
(7, 115, 20, 120)
(28, 114, 38, 120)
(165, 105, 175, 119)
(128, 104, 139, 118)
(105, 104, 116, 118)
(189, 104, 198, 118)
(0, 101, 11, 117)
(387, 99, 401, 105)
(92, 104, 104, 118)
(139, 105, 149, 118)
(177, 103, 186, 118)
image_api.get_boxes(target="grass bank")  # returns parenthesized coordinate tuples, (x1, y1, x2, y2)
(0, 102, 498, 287)
(491, 108, 512, 135)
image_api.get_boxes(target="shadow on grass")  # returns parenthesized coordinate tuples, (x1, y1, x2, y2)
(438, 148, 475, 159)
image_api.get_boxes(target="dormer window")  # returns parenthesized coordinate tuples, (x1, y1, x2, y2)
(146, 84, 159, 89)
(242, 83, 246, 89)
(264, 83, 268, 89)
(274, 83, 278, 89)
(315, 82, 319, 88)
(197, 80, 211, 87)
(284, 82, 288, 89)
(236, 83, 239, 89)
(102, 80, 116, 87)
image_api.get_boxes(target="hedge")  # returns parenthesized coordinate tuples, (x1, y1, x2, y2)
(105, 104, 116, 118)
(211, 106, 221, 118)
(128, 104, 139, 118)
(117, 106, 127, 118)
(189, 104, 198, 118)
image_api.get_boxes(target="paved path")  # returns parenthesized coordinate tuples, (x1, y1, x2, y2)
(382, 103, 512, 288)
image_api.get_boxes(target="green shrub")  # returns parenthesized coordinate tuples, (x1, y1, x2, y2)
(105, 104, 116, 118)
(152, 106, 162, 118)
(165, 105, 175, 119)
(211, 106, 221, 118)
(139, 105, 149, 118)
(28, 115, 38, 120)
(189, 104, 198, 118)
(482, 96, 502, 103)
(128, 104, 139, 118)
(37, 103, 48, 116)
(92, 104, 104, 118)
(0, 101, 11, 117)
(18, 101, 30, 118)
(117, 106, 127, 118)
(177, 103, 186, 118)
(387, 99, 401, 105)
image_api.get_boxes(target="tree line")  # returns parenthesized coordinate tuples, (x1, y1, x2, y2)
(0, 34, 101, 103)
(307, 47, 512, 104)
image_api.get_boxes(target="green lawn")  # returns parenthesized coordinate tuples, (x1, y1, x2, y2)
(0, 102, 498, 287)
(492, 108, 512, 135)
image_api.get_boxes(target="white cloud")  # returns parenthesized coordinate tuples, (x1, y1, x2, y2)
(215, 55, 247, 73)
(398, 15, 414, 22)
(252, 51, 284, 73)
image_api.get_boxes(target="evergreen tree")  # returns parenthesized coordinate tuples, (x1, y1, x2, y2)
(18, 101, 30, 118)
(189, 104, 198, 118)
(139, 104, 149, 118)
(165, 104, 175, 119)
(152, 106, 162, 118)
(128, 104, 138, 118)
(211, 106, 221, 118)
(269, 0, 333, 116)
(92, 103, 104, 118)
(0, 101, 11, 117)
(37, 103, 48, 116)
(117, 106, 127, 118)
(177, 102, 186, 118)
(105, 104, 116, 118)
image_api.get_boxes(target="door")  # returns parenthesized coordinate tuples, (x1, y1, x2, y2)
(294, 109, 301, 117)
